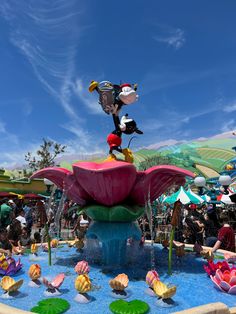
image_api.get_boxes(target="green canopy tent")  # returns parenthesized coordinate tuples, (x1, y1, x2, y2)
(163, 186, 204, 205)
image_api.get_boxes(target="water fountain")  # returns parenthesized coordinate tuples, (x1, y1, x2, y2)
(31, 161, 192, 267)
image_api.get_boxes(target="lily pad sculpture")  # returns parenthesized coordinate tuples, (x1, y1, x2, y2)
(31, 298, 70, 314)
(109, 300, 149, 314)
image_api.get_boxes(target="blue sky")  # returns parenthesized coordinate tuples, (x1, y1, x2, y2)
(0, 0, 236, 167)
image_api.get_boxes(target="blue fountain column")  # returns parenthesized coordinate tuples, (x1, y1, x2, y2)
(86, 221, 141, 266)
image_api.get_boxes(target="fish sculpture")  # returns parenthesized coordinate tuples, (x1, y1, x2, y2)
(153, 280, 177, 299)
(31, 243, 38, 255)
(43, 273, 65, 291)
(146, 270, 160, 288)
(12, 246, 25, 255)
(51, 239, 59, 248)
(74, 261, 90, 275)
(75, 274, 91, 294)
(201, 249, 214, 261)
(0, 254, 22, 276)
(68, 238, 84, 249)
(193, 242, 203, 255)
(109, 274, 129, 291)
(173, 241, 185, 257)
(28, 264, 41, 281)
(0, 276, 23, 293)
(162, 239, 169, 248)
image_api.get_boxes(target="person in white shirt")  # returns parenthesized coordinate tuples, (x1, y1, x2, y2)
(16, 209, 27, 228)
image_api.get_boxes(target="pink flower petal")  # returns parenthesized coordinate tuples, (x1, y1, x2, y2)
(129, 165, 194, 205)
(51, 273, 65, 288)
(231, 270, 236, 277)
(31, 167, 71, 190)
(72, 161, 137, 206)
(215, 269, 223, 282)
(64, 173, 90, 205)
(210, 275, 224, 291)
(220, 281, 231, 292)
(42, 277, 54, 289)
(228, 285, 236, 294)
(229, 276, 236, 286)
(203, 265, 211, 276)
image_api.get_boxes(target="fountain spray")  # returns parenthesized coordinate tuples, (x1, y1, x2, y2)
(145, 187, 155, 270)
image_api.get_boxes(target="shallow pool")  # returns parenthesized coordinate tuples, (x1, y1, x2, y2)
(1, 244, 235, 314)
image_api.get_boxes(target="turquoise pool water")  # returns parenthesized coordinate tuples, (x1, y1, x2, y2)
(0, 244, 235, 314)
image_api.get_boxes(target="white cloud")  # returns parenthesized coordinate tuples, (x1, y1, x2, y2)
(0, 0, 94, 151)
(140, 67, 214, 96)
(153, 26, 185, 50)
(0, 120, 18, 145)
(221, 119, 236, 133)
(143, 119, 163, 131)
(223, 102, 236, 113)
(74, 79, 103, 115)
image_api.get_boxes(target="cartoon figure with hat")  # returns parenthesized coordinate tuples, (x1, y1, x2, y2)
(88, 80, 143, 162)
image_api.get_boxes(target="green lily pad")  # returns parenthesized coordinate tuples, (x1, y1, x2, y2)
(24, 248, 31, 255)
(84, 204, 145, 222)
(31, 298, 70, 314)
(214, 255, 224, 260)
(109, 300, 149, 314)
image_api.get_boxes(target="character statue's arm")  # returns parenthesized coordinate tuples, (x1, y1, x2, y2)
(112, 114, 121, 132)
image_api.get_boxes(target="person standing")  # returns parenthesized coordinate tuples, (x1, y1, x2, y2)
(0, 198, 13, 228)
(23, 203, 33, 235)
(36, 200, 47, 227)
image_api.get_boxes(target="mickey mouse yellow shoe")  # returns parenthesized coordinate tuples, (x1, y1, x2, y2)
(105, 154, 117, 162)
(122, 148, 134, 163)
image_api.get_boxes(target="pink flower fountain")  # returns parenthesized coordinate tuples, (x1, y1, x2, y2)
(31, 161, 193, 222)
(210, 268, 236, 294)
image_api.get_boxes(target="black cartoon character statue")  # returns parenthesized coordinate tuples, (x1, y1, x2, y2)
(88, 80, 142, 163)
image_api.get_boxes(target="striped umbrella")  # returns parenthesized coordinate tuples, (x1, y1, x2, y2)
(200, 194, 211, 203)
(163, 186, 203, 205)
(187, 189, 205, 204)
(217, 189, 235, 205)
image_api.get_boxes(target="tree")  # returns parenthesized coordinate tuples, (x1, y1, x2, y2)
(25, 139, 66, 171)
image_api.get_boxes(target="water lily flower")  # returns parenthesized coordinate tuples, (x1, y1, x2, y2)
(0, 255, 22, 276)
(211, 268, 236, 294)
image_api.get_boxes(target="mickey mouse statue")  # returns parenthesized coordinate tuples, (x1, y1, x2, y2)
(88, 80, 142, 163)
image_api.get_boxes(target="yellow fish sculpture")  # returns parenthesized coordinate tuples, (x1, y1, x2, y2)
(153, 280, 176, 299)
(31, 243, 38, 254)
(0, 276, 23, 293)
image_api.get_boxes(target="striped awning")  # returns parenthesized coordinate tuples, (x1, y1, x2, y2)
(163, 186, 203, 205)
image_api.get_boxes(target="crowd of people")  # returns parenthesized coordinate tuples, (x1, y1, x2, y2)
(0, 198, 37, 256)
(141, 203, 236, 252)
(0, 197, 90, 257)
(0, 195, 235, 257)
